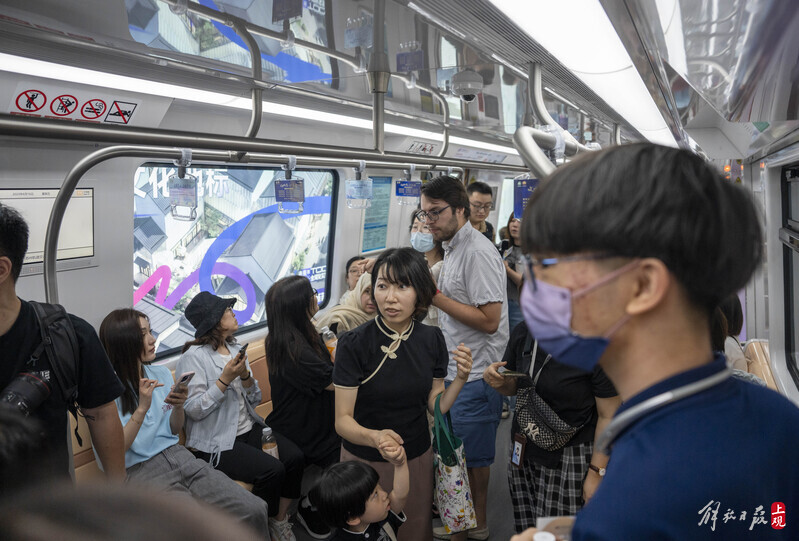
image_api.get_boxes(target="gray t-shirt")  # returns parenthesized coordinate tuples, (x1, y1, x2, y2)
(438, 223, 509, 381)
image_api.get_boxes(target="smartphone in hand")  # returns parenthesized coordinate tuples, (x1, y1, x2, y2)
(174, 371, 195, 390)
(237, 343, 249, 359)
(163, 371, 195, 412)
(498, 368, 528, 378)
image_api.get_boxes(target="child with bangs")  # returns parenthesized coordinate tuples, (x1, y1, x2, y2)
(310, 447, 408, 541)
(332, 247, 473, 541)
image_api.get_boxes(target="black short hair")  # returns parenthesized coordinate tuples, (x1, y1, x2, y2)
(466, 181, 492, 197)
(309, 461, 380, 529)
(719, 293, 744, 336)
(371, 247, 437, 319)
(521, 143, 763, 313)
(421, 175, 470, 219)
(0, 203, 29, 283)
(346, 256, 365, 274)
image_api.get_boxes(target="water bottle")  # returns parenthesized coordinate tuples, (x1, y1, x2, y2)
(320, 326, 338, 357)
(261, 426, 279, 459)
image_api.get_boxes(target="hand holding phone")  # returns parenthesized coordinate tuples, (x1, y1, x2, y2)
(234, 343, 250, 379)
(163, 371, 194, 412)
(499, 368, 529, 378)
(174, 371, 195, 391)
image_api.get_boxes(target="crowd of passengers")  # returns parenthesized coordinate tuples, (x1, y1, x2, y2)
(1, 143, 798, 541)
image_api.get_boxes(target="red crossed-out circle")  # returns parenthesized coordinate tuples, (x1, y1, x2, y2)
(50, 94, 79, 116)
(81, 99, 107, 120)
(15, 89, 46, 112)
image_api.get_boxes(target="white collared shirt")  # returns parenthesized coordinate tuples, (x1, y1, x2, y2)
(439, 222, 509, 381)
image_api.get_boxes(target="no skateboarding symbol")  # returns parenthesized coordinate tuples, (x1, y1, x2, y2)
(50, 94, 79, 116)
(81, 99, 106, 120)
(15, 89, 46, 113)
(105, 100, 137, 124)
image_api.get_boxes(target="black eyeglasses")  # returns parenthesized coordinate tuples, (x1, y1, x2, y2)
(417, 205, 451, 223)
(312, 288, 318, 296)
(469, 202, 493, 212)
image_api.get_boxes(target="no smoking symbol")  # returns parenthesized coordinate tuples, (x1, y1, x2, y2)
(82, 99, 106, 120)
(51, 94, 78, 116)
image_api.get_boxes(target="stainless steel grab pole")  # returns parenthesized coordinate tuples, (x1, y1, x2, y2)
(41, 145, 478, 302)
(43, 147, 233, 303)
(0, 114, 521, 172)
(513, 126, 556, 178)
(527, 63, 588, 156)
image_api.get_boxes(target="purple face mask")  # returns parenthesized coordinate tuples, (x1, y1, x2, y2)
(521, 260, 638, 372)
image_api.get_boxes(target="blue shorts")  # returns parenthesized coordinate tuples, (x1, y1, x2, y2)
(445, 379, 502, 468)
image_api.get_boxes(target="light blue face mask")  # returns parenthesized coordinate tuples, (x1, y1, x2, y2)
(410, 232, 435, 253)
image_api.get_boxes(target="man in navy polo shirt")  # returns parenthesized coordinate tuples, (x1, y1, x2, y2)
(515, 143, 799, 540)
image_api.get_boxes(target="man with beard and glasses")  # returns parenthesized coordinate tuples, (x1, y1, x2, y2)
(420, 176, 508, 541)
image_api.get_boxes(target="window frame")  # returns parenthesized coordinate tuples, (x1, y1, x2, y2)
(133, 162, 339, 360)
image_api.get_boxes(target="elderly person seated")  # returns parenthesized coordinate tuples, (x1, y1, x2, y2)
(316, 272, 377, 336)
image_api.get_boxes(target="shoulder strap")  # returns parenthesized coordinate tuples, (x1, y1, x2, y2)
(30, 301, 84, 445)
(382, 522, 398, 541)
(528, 338, 552, 388)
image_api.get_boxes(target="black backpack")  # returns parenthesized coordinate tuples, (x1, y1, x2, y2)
(29, 301, 84, 445)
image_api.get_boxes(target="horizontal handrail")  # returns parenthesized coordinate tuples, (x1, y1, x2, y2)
(41, 144, 487, 303)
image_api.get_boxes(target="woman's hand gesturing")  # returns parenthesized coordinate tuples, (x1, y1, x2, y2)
(137, 378, 163, 411)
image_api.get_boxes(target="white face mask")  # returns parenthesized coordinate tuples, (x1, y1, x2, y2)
(410, 232, 435, 253)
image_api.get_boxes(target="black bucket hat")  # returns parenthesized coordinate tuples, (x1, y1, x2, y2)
(185, 291, 236, 338)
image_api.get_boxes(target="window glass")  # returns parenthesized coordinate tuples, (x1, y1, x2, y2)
(787, 180, 799, 222)
(498, 177, 516, 227)
(133, 164, 336, 354)
(126, 1, 333, 84)
(785, 246, 799, 372)
(781, 167, 799, 385)
(499, 66, 522, 135)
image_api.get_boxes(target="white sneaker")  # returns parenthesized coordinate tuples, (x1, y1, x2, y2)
(268, 517, 297, 541)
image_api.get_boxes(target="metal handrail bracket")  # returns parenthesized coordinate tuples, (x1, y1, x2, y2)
(528, 62, 588, 156)
(513, 126, 556, 178)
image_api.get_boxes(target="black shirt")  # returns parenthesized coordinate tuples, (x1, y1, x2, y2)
(0, 299, 124, 474)
(502, 322, 617, 467)
(331, 510, 406, 541)
(266, 336, 340, 464)
(333, 318, 448, 461)
(479, 221, 495, 243)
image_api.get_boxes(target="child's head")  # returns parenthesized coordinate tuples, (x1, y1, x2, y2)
(309, 461, 390, 530)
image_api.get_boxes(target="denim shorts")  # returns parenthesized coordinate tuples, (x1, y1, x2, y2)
(445, 379, 502, 467)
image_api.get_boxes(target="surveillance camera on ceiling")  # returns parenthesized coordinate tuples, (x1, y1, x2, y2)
(451, 69, 483, 103)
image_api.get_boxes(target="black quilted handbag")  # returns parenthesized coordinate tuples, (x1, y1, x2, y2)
(515, 347, 585, 451)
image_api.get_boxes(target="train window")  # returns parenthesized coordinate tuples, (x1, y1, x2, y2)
(780, 166, 799, 385)
(133, 164, 337, 355)
(125, 1, 334, 85)
(499, 66, 523, 134)
(498, 177, 516, 224)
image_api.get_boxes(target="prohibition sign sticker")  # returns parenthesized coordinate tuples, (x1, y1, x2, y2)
(15, 89, 46, 112)
(81, 99, 106, 120)
(50, 94, 78, 116)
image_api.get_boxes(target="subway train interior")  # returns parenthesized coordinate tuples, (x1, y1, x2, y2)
(2, 0, 799, 538)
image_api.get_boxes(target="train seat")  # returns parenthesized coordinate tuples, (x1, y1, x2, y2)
(743, 339, 777, 391)
(71, 343, 273, 488)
